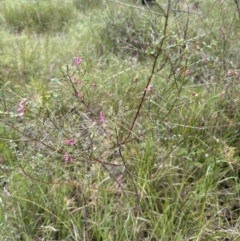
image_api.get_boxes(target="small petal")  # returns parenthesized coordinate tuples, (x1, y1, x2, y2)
(75, 57, 82, 66)
(100, 111, 105, 123)
(17, 103, 25, 116)
(18, 111, 25, 117)
(17, 107, 25, 112)
(64, 152, 73, 162)
(65, 139, 75, 146)
(72, 77, 77, 83)
(19, 100, 26, 108)
(145, 85, 153, 92)
(185, 69, 191, 75)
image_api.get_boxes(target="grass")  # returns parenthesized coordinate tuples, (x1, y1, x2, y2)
(1, 0, 240, 240)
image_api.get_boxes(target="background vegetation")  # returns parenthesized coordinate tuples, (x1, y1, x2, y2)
(1, 0, 240, 240)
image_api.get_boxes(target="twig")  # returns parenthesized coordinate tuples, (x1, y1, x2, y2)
(234, 0, 240, 19)
(120, 0, 172, 145)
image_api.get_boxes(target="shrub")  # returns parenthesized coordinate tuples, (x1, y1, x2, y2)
(1, 0, 240, 240)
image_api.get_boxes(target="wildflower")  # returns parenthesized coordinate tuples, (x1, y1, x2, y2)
(17, 100, 26, 117)
(100, 111, 105, 123)
(227, 70, 232, 76)
(75, 57, 82, 66)
(65, 139, 75, 146)
(64, 152, 73, 162)
(19, 100, 25, 108)
(72, 77, 77, 83)
(145, 85, 153, 92)
(185, 69, 191, 75)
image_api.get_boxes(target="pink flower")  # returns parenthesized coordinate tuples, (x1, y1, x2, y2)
(64, 152, 73, 162)
(17, 108, 25, 117)
(75, 57, 82, 66)
(17, 100, 26, 117)
(19, 100, 25, 108)
(145, 85, 153, 92)
(65, 139, 75, 146)
(72, 77, 77, 83)
(185, 69, 191, 75)
(100, 111, 105, 123)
